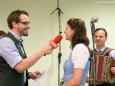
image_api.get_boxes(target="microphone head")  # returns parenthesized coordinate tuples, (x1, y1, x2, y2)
(49, 34, 63, 48)
(90, 17, 98, 23)
(53, 34, 63, 44)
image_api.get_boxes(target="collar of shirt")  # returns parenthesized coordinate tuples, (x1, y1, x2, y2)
(96, 46, 106, 53)
(9, 30, 23, 44)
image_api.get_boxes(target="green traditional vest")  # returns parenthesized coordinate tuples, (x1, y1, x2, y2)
(0, 32, 26, 86)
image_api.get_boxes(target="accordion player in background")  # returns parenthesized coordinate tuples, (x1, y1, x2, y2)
(87, 28, 115, 86)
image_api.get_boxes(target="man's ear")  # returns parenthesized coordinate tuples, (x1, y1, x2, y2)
(105, 36, 107, 41)
(12, 21, 18, 28)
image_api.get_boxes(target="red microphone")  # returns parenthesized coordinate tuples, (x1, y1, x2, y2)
(44, 34, 63, 56)
(49, 34, 63, 48)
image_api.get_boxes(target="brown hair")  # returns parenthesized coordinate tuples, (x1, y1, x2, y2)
(94, 28, 107, 37)
(0, 30, 6, 36)
(7, 9, 29, 29)
(67, 18, 90, 49)
(0, 30, 6, 38)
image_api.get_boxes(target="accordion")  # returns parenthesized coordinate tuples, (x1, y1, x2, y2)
(89, 48, 115, 84)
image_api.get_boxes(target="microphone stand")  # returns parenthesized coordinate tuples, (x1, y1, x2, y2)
(51, 0, 64, 86)
(90, 22, 96, 86)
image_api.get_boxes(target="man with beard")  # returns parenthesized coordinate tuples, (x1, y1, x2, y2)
(0, 9, 54, 86)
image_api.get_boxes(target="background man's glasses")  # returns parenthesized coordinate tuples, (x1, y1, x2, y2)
(18, 21, 30, 25)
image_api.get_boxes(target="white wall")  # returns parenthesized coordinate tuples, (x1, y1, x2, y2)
(0, 0, 115, 86)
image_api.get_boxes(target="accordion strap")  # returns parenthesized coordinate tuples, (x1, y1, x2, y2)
(102, 48, 115, 67)
(102, 47, 114, 55)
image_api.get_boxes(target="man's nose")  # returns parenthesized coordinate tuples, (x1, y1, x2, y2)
(97, 36, 100, 39)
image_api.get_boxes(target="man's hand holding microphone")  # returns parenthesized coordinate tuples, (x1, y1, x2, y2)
(42, 34, 63, 56)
